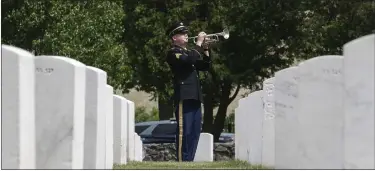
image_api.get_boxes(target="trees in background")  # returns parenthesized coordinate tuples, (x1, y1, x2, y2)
(2, 0, 374, 141)
(2, 0, 131, 89)
(293, 0, 375, 59)
(122, 0, 303, 140)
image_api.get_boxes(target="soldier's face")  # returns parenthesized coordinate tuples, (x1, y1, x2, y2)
(173, 33, 188, 44)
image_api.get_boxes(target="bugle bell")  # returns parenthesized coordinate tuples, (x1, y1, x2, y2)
(189, 28, 230, 43)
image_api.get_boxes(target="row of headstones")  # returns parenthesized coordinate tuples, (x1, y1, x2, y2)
(1, 44, 143, 169)
(235, 34, 375, 169)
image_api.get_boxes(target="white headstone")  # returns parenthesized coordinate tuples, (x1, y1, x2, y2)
(194, 133, 214, 162)
(234, 107, 240, 160)
(296, 55, 344, 169)
(235, 98, 246, 161)
(139, 135, 144, 161)
(138, 134, 143, 161)
(262, 77, 275, 167)
(245, 90, 264, 165)
(113, 95, 128, 165)
(34, 56, 86, 169)
(126, 99, 135, 161)
(343, 34, 375, 169)
(235, 90, 264, 164)
(0, 45, 1, 152)
(133, 133, 137, 161)
(105, 85, 114, 169)
(134, 133, 143, 161)
(274, 66, 299, 169)
(1, 45, 36, 169)
(83, 66, 107, 169)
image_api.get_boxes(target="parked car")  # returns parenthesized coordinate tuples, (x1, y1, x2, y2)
(135, 119, 234, 144)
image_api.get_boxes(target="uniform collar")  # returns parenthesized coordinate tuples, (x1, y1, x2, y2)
(173, 44, 187, 50)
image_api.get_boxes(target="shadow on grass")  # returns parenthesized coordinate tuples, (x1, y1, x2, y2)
(113, 160, 272, 170)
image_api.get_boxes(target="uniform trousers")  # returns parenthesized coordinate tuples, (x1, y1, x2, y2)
(174, 99, 202, 162)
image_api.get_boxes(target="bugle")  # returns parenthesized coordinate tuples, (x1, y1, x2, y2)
(189, 28, 229, 44)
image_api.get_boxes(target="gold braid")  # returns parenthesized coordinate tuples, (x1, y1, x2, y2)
(178, 100, 183, 162)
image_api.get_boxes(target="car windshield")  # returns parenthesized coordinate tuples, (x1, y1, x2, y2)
(151, 123, 177, 136)
(135, 125, 150, 134)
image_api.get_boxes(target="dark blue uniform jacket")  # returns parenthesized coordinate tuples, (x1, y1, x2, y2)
(166, 44, 211, 103)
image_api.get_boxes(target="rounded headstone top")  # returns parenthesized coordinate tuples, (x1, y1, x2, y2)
(200, 132, 213, 136)
(35, 55, 86, 67)
(86, 66, 107, 75)
(275, 66, 298, 75)
(106, 85, 114, 92)
(126, 99, 135, 105)
(298, 55, 343, 67)
(249, 90, 263, 97)
(113, 94, 126, 101)
(264, 77, 275, 83)
(2, 44, 34, 57)
(344, 34, 375, 49)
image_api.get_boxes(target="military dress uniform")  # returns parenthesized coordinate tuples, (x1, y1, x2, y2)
(166, 22, 211, 162)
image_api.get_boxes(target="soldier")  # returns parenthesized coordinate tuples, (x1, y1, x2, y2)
(166, 21, 211, 162)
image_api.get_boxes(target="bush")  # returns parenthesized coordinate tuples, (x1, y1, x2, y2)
(224, 111, 235, 133)
(135, 106, 158, 123)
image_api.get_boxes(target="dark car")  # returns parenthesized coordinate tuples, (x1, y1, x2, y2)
(135, 119, 235, 144)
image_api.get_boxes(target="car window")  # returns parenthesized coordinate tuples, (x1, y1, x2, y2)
(151, 123, 177, 135)
(135, 125, 150, 134)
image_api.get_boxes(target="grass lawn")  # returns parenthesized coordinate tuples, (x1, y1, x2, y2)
(113, 160, 271, 170)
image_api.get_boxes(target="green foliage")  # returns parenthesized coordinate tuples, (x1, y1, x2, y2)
(121, 0, 305, 140)
(224, 112, 235, 133)
(2, 0, 374, 140)
(2, 0, 132, 91)
(2, 0, 51, 50)
(135, 106, 159, 123)
(293, 0, 375, 59)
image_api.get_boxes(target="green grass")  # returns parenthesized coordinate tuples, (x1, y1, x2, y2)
(113, 160, 271, 170)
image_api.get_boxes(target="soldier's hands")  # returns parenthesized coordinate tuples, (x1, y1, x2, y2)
(202, 42, 209, 49)
(196, 32, 206, 46)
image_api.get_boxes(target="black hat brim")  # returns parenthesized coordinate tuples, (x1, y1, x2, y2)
(169, 26, 188, 37)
